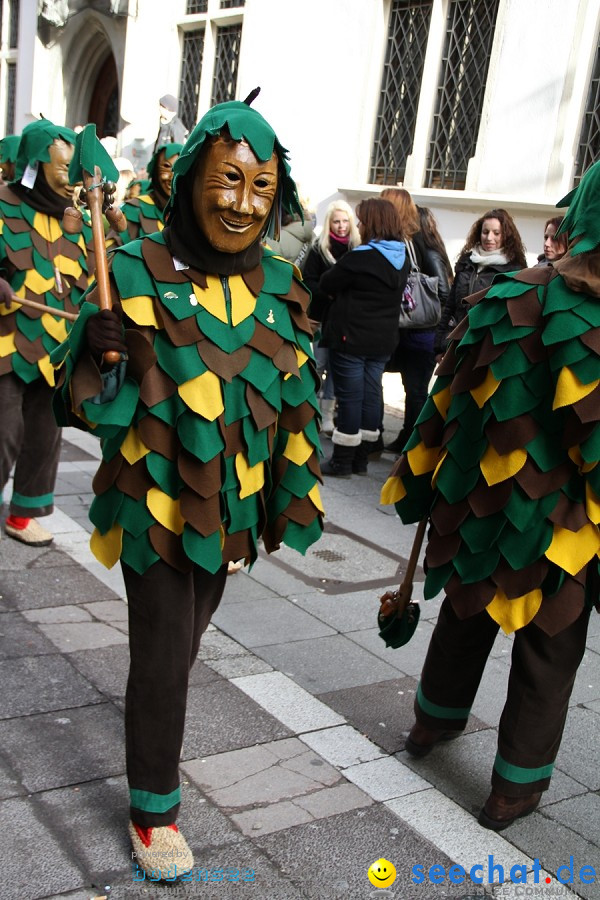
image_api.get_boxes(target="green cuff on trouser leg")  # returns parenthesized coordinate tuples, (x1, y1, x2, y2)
(491, 752, 554, 797)
(130, 786, 181, 828)
(415, 683, 471, 732)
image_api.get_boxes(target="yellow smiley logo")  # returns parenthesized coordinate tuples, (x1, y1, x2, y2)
(368, 858, 397, 888)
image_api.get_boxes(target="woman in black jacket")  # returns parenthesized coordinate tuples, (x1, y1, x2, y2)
(317, 197, 409, 476)
(435, 208, 527, 357)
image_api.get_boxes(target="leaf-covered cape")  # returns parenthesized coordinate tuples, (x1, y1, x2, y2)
(52, 234, 324, 574)
(381, 256, 600, 636)
(0, 185, 94, 384)
(115, 192, 165, 245)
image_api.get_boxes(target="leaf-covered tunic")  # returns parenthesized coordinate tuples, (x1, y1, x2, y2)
(381, 259, 600, 636)
(0, 185, 94, 385)
(53, 234, 324, 575)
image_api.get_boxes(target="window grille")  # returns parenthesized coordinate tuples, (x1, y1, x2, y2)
(186, 0, 207, 13)
(211, 23, 242, 106)
(5, 62, 16, 133)
(179, 28, 204, 132)
(220, 0, 245, 7)
(574, 37, 600, 185)
(9, 0, 18, 48)
(425, 0, 499, 190)
(370, 0, 433, 185)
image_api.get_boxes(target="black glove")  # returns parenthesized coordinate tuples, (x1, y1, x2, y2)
(85, 305, 127, 362)
(0, 277, 13, 310)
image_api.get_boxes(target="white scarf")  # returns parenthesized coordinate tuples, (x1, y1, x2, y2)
(470, 245, 509, 267)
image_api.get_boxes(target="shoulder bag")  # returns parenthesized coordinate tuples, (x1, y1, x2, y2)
(398, 240, 441, 329)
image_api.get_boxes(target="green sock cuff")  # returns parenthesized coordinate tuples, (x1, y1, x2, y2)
(129, 786, 181, 814)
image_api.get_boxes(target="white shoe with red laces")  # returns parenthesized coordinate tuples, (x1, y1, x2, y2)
(128, 821, 194, 878)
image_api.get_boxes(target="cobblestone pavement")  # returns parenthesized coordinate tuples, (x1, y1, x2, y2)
(1, 391, 599, 899)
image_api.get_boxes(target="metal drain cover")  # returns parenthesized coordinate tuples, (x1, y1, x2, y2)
(312, 549, 346, 562)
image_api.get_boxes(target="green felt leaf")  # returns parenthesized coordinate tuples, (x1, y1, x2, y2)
(222, 455, 238, 492)
(224, 489, 260, 532)
(580, 425, 600, 463)
(154, 331, 207, 382)
(68, 123, 119, 184)
(436, 457, 479, 503)
(253, 292, 296, 343)
(121, 530, 160, 574)
(112, 243, 156, 299)
(11, 353, 37, 383)
(424, 561, 454, 600)
(242, 416, 269, 467)
(222, 377, 250, 425)
(542, 312, 590, 345)
(459, 512, 507, 553)
(544, 279, 584, 315)
(454, 545, 500, 582)
(281, 370, 316, 408)
(195, 307, 255, 351)
(569, 353, 600, 385)
(182, 526, 223, 574)
(240, 350, 280, 393)
(177, 411, 224, 463)
(145, 452, 183, 499)
(147, 392, 186, 426)
(504, 487, 557, 531)
(547, 337, 589, 371)
(497, 520, 553, 569)
(279, 462, 318, 498)
(2, 228, 32, 252)
(82, 377, 140, 427)
(89, 485, 124, 533)
(155, 282, 200, 321)
(468, 298, 510, 328)
(490, 341, 531, 379)
(266, 485, 291, 522)
(489, 376, 541, 422)
(16, 313, 45, 341)
(117, 494, 155, 538)
(526, 429, 567, 472)
(261, 377, 282, 411)
(490, 322, 536, 345)
(283, 516, 322, 554)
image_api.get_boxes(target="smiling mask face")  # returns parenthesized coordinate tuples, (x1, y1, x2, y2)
(192, 136, 278, 254)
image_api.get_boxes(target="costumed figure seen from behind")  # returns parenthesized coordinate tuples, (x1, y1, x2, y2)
(381, 160, 600, 831)
(52, 96, 324, 876)
(0, 119, 94, 546)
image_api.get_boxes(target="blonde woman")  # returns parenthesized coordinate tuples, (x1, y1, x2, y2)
(304, 200, 360, 433)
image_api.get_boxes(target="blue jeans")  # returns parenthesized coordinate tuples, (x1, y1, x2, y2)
(329, 350, 388, 436)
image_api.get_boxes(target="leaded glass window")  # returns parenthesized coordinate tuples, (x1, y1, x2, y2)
(8, 0, 18, 48)
(574, 37, 600, 185)
(370, 0, 433, 185)
(220, 0, 245, 7)
(186, 0, 207, 13)
(211, 23, 242, 106)
(425, 0, 500, 190)
(5, 62, 16, 133)
(179, 29, 204, 132)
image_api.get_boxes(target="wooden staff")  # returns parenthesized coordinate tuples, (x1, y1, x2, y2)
(378, 516, 427, 620)
(82, 165, 121, 365)
(8, 294, 78, 321)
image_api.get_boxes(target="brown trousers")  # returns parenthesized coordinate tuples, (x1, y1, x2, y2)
(0, 373, 62, 517)
(122, 559, 227, 827)
(415, 596, 590, 796)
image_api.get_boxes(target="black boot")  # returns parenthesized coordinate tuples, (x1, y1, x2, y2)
(385, 430, 407, 454)
(321, 444, 355, 478)
(352, 442, 369, 475)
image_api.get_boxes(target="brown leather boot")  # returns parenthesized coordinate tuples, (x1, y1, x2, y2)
(478, 789, 542, 831)
(404, 721, 462, 758)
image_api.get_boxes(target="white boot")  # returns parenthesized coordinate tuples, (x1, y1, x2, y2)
(319, 398, 336, 436)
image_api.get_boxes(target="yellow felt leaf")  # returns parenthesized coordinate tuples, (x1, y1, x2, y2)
(545, 522, 600, 575)
(178, 370, 224, 420)
(41, 313, 68, 343)
(54, 254, 82, 278)
(407, 441, 440, 476)
(308, 483, 324, 513)
(554, 366, 600, 409)
(380, 476, 407, 505)
(121, 295, 160, 327)
(195, 276, 227, 323)
(295, 347, 309, 370)
(228, 274, 257, 326)
(432, 384, 451, 419)
(33, 212, 63, 243)
(235, 453, 265, 499)
(120, 426, 150, 466)
(283, 431, 313, 466)
(480, 444, 526, 486)
(0, 333, 16, 356)
(486, 588, 542, 634)
(24, 268, 54, 294)
(90, 524, 123, 569)
(470, 368, 500, 409)
(146, 487, 185, 534)
(586, 483, 600, 525)
(37, 354, 55, 385)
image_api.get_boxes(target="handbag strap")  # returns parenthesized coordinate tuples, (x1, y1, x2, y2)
(406, 239, 420, 272)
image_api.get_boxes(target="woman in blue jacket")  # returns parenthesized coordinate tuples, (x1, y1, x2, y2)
(316, 197, 409, 476)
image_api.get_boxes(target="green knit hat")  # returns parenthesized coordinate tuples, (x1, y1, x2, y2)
(556, 158, 600, 255)
(167, 100, 302, 230)
(15, 119, 77, 182)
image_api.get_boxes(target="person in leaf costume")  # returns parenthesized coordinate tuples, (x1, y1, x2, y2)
(0, 119, 93, 546)
(112, 142, 183, 245)
(381, 161, 600, 832)
(52, 98, 323, 875)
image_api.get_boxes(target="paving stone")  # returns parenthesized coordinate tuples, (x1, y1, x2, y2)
(59, 438, 98, 462)
(230, 798, 313, 837)
(205, 653, 273, 679)
(181, 680, 292, 759)
(255, 633, 401, 694)
(569, 647, 600, 705)
(0, 611, 57, 658)
(212, 594, 335, 647)
(232, 672, 344, 733)
(221, 571, 282, 603)
(0, 566, 117, 610)
(470, 654, 511, 726)
(256, 803, 469, 899)
(0, 755, 25, 800)
(0, 703, 124, 791)
(38, 621, 129, 653)
(183, 738, 341, 810)
(556, 706, 600, 790)
(293, 782, 372, 820)
(346, 620, 435, 677)
(300, 725, 386, 769)
(0, 796, 85, 900)
(343, 756, 431, 801)
(69, 644, 130, 701)
(0, 654, 103, 718)
(291, 588, 389, 633)
(540, 792, 600, 844)
(0, 539, 78, 573)
(197, 628, 249, 661)
(22, 605, 93, 624)
(246, 553, 320, 598)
